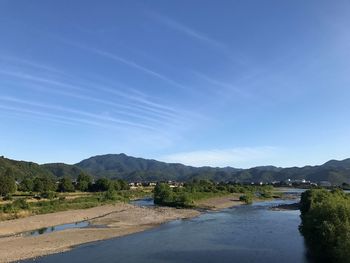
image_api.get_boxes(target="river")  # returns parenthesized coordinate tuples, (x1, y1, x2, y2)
(23, 196, 307, 263)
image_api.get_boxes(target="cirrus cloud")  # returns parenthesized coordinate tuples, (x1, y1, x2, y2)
(159, 147, 280, 168)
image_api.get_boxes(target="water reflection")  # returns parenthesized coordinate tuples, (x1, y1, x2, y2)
(131, 197, 154, 207)
(27, 221, 89, 237)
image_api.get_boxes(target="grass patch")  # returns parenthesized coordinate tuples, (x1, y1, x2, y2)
(0, 189, 148, 220)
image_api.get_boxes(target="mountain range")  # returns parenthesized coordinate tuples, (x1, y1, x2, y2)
(1, 154, 350, 185)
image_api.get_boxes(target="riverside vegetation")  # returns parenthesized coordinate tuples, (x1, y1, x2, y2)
(154, 180, 274, 208)
(299, 188, 350, 262)
(0, 168, 150, 220)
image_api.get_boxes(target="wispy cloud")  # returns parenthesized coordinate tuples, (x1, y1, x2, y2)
(0, 55, 62, 75)
(159, 147, 279, 168)
(0, 42, 202, 147)
(192, 70, 251, 98)
(0, 96, 157, 131)
(0, 69, 84, 92)
(0, 68, 182, 124)
(149, 12, 226, 50)
(148, 11, 252, 68)
(57, 38, 187, 90)
(93, 84, 180, 119)
(0, 104, 103, 128)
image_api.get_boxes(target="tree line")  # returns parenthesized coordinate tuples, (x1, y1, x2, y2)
(154, 180, 274, 207)
(0, 167, 129, 198)
(299, 188, 350, 262)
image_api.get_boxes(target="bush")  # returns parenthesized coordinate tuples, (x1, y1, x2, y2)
(239, 194, 253, 204)
(260, 190, 273, 199)
(13, 198, 30, 209)
(103, 188, 118, 201)
(154, 183, 174, 205)
(173, 192, 193, 207)
(2, 203, 17, 213)
(3, 194, 13, 201)
(40, 191, 57, 200)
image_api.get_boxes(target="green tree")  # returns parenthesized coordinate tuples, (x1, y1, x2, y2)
(33, 177, 44, 192)
(154, 183, 173, 205)
(76, 172, 92, 192)
(117, 179, 130, 190)
(33, 176, 57, 192)
(111, 179, 129, 191)
(93, 178, 111, 192)
(58, 177, 75, 192)
(0, 168, 16, 196)
(19, 178, 34, 192)
(299, 189, 350, 262)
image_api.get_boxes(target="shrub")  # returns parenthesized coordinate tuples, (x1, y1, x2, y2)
(40, 191, 57, 200)
(103, 188, 118, 201)
(2, 203, 17, 213)
(13, 198, 30, 209)
(3, 194, 13, 201)
(154, 183, 173, 205)
(260, 190, 273, 199)
(239, 194, 253, 204)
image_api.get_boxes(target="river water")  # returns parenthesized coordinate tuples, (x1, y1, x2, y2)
(23, 197, 307, 263)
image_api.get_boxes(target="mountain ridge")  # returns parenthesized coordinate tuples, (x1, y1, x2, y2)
(1, 154, 350, 185)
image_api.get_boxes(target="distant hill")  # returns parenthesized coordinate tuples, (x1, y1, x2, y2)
(322, 159, 350, 169)
(1, 154, 350, 185)
(76, 154, 350, 184)
(73, 154, 350, 185)
(74, 154, 238, 181)
(42, 163, 87, 179)
(0, 156, 53, 180)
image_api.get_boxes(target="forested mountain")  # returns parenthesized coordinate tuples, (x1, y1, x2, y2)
(41, 163, 86, 179)
(0, 156, 53, 180)
(73, 154, 350, 184)
(1, 154, 350, 185)
(74, 154, 239, 182)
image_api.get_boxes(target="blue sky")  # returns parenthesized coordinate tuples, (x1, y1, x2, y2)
(0, 0, 350, 168)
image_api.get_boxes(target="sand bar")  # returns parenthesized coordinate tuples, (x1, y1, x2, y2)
(0, 203, 199, 263)
(194, 194, 243, 210)
(0, 195, 244, 263)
